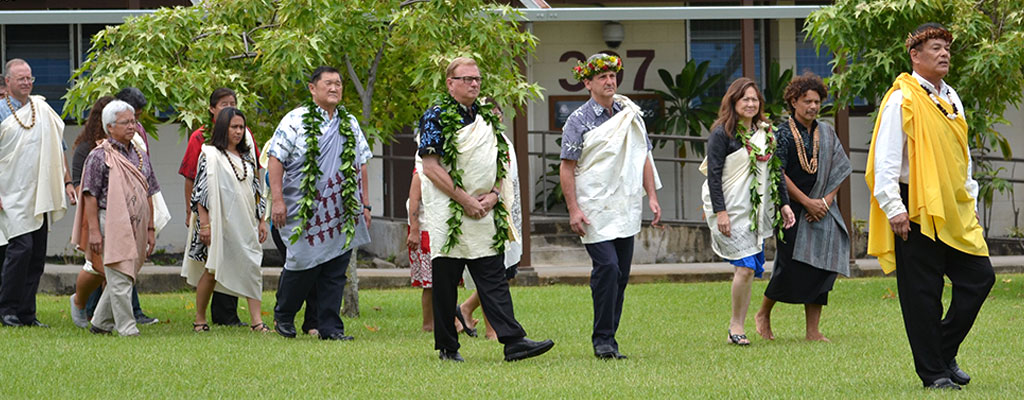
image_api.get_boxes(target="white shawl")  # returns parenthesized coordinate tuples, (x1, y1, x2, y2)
(0, 95, 66, 245)
(575, 95, 661, 244)
(700, 126, 775, 260)
(130, 133, 171, 235)
(182, 145, 263, 300)
(420, 115, 518, 260)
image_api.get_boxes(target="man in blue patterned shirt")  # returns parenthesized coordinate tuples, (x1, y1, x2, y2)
(418, 57, 553, 363)
(560, 53, 662, 359)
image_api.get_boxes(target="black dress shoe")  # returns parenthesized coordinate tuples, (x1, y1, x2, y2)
(0, 314, 23, 327)
(321, 332, 354, 341)
(275, 321, 297, 338)
(503, 337, 555, 362)
(89, 324, 112, 335)
(439, 349, 465, 362)
(594, 344, 627, 360)
(924, 377, 962, 390)
(948, 359, 970, 385)
(23, 318, 49, 328)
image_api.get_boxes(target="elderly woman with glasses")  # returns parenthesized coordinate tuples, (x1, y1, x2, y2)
(72, 100, 160, 337)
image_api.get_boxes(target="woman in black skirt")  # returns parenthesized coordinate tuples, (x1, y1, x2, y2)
(755, 73, 852, 342)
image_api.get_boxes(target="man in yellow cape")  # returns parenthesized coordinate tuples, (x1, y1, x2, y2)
(865, 23, 994, 390)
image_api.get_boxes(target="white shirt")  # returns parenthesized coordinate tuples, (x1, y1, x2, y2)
(872, 71, 978, 220)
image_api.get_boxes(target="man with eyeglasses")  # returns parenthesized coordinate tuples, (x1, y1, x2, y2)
(418, 56, 553, 362)
(559, 53, 661, 359)
(0, 58, 76, 328)
(266, 66, 373, 341)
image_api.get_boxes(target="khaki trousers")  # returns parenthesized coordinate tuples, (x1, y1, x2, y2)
(90, 267, 138, 336)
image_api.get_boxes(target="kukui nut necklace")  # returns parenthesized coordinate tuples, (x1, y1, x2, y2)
(5, 96, 36, 130)
(920, 84, 959, 120)
(222, 150, 249, 182)
(788, 117, 819, 174)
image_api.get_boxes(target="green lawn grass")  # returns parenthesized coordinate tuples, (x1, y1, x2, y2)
(2, 275, 1023, 398)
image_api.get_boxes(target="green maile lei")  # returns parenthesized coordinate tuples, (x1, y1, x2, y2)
(290, 98, 361, 248)
(735, 120, 785, 241)
(436, 95, 511, 253)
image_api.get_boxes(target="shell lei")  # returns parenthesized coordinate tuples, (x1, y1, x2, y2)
(290, 99, 361, 248)
(736, 121, 786, 242)
(437, 96, 511, 254)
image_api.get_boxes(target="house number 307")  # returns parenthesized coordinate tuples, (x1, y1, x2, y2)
(558, 49, 655, 92)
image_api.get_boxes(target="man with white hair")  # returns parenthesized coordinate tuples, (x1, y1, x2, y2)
(73, 100, 159, 336)
(0, 58, 75, 328)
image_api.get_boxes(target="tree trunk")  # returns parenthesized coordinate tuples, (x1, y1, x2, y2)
(342, 248, 359, 317)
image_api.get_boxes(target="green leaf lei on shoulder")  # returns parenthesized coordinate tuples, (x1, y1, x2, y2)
(436, 95, 511, 254)
(290, 98, 361, 248)
(736, 120, 786, 241)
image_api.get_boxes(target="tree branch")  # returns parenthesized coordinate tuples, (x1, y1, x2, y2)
(344, 55, 367, 99)
(227, 52, 259, 60)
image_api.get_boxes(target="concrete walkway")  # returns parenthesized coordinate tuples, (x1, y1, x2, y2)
(37, 256, 1024, 295)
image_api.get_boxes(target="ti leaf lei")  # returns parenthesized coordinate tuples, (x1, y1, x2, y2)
(436, 95, 511, 253)
(736, 121, 786, 241)
(290, 98, 361, 248)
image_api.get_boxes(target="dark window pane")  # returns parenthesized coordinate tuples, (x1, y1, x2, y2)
(690, 19, 762, 98)
(5, 24, 71, 114)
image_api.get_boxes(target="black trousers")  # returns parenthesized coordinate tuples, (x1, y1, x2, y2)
(271, 226, 317, 331)
(274, 250, 350, 337)
(0, 216, 47, 321)
(432, 254, 526, 351)
(894, 185, 994, 384)
(585, 237, 633, 349)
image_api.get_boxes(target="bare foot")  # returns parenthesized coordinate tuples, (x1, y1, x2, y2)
(755, 312, 775, 340)
(454, 317, 465, 333)
(806, 332, 830, 342)
(459, 304, 478, 330)
(421, 324, 434, 332)
(485, 333, 497, 341)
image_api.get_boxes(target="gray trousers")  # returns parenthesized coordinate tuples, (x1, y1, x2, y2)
(90, 267, 138, 336)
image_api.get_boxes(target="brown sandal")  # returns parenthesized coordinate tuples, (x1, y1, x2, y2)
(250, 322, 270, 332)
(193, 322, 210, 332)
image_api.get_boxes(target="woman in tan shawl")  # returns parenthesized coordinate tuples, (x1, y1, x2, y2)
(182, 108, 269, 332)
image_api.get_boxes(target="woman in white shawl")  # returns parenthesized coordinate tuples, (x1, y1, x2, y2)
(182, 108, 269, 332)
(702, 78, 795, 345)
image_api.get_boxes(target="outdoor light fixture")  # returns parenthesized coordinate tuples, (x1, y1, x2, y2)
(603, 21, 624, 48)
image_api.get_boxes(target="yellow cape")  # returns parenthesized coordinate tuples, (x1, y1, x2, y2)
(865, 73, 988, 273)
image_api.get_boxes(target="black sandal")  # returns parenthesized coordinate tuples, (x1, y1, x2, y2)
(250, 322, 270, 333)
(453, 305, 477, 338)
(193, 322, 210, 332)
(728, 330, 750, 346)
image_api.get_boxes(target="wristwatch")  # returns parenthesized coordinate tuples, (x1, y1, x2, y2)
(363, 205, 372, 212)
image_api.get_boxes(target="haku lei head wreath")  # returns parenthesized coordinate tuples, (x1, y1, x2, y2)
(905, 22, 953, 52)
(572, 53, 623, 81)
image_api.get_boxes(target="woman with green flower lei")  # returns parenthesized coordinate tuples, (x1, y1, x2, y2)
(700, 77, 796, 346)
(265, 66, 372, 341)
(418, 57, 553, 363)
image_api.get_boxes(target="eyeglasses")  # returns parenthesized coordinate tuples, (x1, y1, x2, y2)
(451, 76, 482, 84)
(12, 76, 35, 84)
(113, 119, 137, 126)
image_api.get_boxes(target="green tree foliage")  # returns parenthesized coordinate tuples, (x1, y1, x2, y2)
(63, 0, 542, 143)
(806, 0, 1024, 233)
(646, 59, 723, 159)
